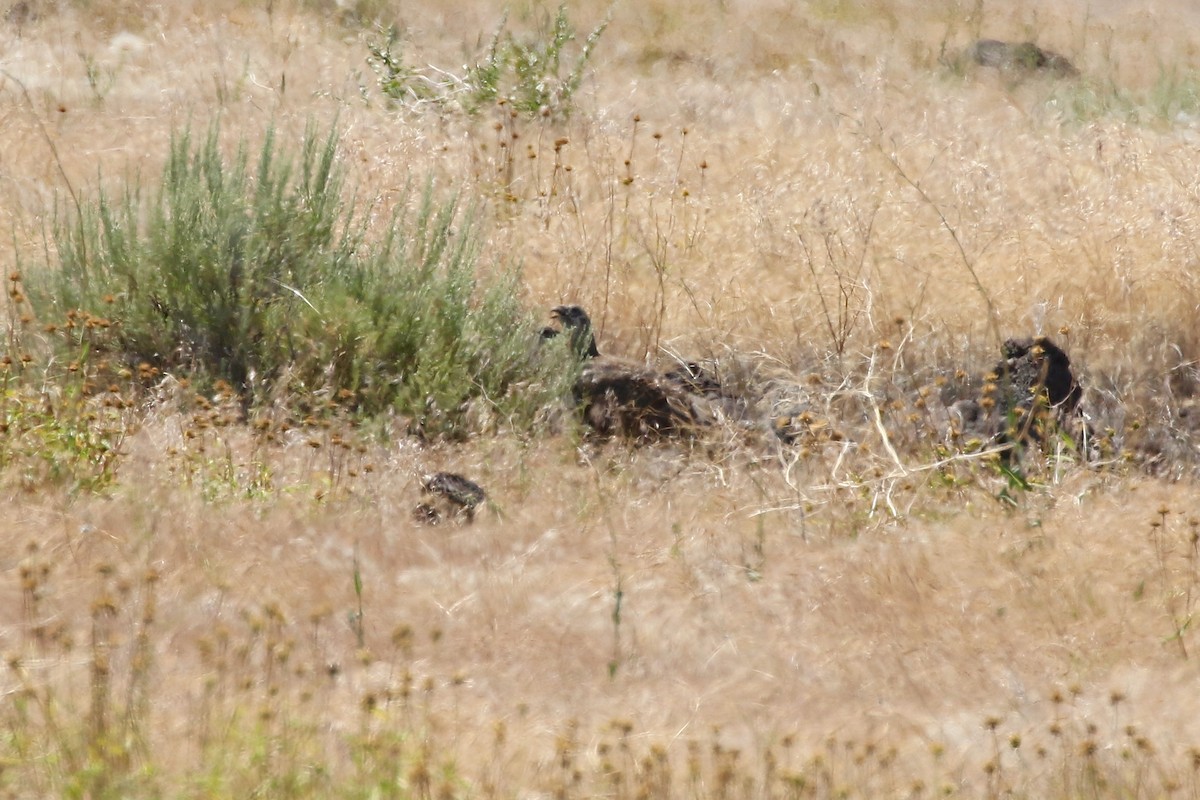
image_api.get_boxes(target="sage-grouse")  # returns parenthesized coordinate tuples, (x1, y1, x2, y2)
(952, 336, 1087, 456)
(413, 472, 487, 525)
(991, 337, 1081, 418)
(547, 305, 705, 440)
(961, 39, 1078, 77)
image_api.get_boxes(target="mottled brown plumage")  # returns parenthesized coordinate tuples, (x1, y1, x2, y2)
(991, 336, 1081, 417)
(978, 336, 1086, 454)
(413, 471, 487, 525)
(547, 305, 704, 440)
(963, 39, 1078, 77)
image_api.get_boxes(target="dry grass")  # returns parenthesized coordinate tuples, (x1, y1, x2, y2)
(4, 0, 1200, 796)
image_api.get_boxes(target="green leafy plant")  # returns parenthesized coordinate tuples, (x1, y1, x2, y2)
(0, 278, 132, 493)
(29, 122, 576, 440)
(368, 4, 611, 119)
(1041, 65, 1200, 125)
(0, 379, 128, 492)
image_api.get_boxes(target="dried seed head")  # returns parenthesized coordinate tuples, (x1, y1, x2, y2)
(91, 593, 118, 616)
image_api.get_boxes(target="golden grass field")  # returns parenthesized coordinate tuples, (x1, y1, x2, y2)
(5, 0, 1200, 797)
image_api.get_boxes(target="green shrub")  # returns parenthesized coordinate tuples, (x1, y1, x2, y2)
(1043, 67, 1200, 125)
(30, 123, 574, 438)
(368, 4, 611, 119)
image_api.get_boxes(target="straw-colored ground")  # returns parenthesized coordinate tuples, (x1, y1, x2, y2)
(4, 1, 1200, 797)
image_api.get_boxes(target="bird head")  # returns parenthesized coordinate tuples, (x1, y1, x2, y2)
(551, 305, 591, 329)
(550, 305, 600, 357)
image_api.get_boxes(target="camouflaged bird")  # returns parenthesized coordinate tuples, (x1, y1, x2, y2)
(962, 39, 1078, 77)
(413, 472, 488, 525)
(545, 305, 707, 440)
(959, 336, 1088, 457)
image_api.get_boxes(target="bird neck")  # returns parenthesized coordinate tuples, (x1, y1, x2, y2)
(569, 327, 600, 358)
